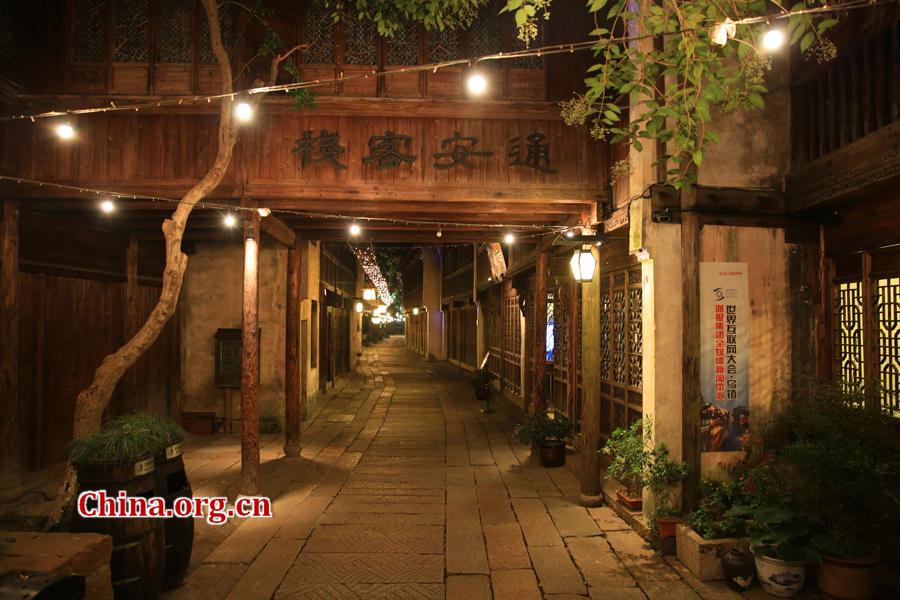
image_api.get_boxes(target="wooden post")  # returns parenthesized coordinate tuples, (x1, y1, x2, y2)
(0, 201, 22, 502)
(567, 278, 579, 420)
(241, 211, 261, 496)
(681, 181, 701, 513)
(862, 251, 879, 410)
(533, 248, 548, 413)
(122, 234, 140, 414)
(284, 242, 302, 457)
(579, 248, 603, 507)
(817, 226, 836, 381)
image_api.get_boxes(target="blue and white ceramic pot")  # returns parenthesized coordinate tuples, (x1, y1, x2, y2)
(754, 555, 806, 597)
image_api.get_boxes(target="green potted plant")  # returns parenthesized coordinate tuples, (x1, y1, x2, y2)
(723, 504, 823, 598)
(602, 417, 648, 510)
(645, 438, 690, 537)
(468, 368, 498, 400)
(769, 383, 900, 600)
(513, 410, 575, 467)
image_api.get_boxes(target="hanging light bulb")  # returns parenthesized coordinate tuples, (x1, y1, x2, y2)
(566, 230, 574, 237)
(436, 227, 442, 238)
(763, 28, 783, 50)
(505, 233, 514, 243)
(350, 222, 360, 235)
(236, 102, 252, 120)
(101, 200, 114, 212)
(225, 214, 236, 226)
(468, 73, 486, 93)
(58, 124, 73, 138)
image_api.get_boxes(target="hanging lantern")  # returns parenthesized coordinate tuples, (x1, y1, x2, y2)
(569, 244, 598, 283)
(362, 283, 377, 301)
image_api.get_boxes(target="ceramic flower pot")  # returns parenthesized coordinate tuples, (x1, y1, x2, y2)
(754, 555, 806, 597)
(537, 444, 566, 468)
(720, 549, 755, 592)
(655, 516, 685, 538)
(614, 489, 642, 511)
(816, 554, 879, 600)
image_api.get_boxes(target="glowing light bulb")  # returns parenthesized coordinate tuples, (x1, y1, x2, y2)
(468, 74, 486, 93)
(566, 230, 574, 237)
(236, 103, 252, 120)
(505, 233, 514, 243)
(350, 223, 360, 235)
(763, 29, 783, 50)
(58, 124, 73, 138)
(225, 215, 236, 226)
(413, 308, 419, 315)
(101, 200, 114, 212)
(436, 228, 442, 238)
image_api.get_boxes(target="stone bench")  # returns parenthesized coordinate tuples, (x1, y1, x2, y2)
(0, 531, 113, 599)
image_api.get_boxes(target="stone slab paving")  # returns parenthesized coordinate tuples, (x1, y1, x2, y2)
(163, 336, 815, 600)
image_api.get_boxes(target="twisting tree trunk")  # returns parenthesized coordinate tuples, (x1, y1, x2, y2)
(45, 0, 297, 530)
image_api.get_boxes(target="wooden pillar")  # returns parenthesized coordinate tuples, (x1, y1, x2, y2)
(241, 211, 261, 496)
(862, 251, 879, 410)
(579, 248, 603, 506)
(681, 182, 701, 512)
(284, 242, 302, 457)
(0, 202, 23, 502)
(533, 248, 548, 413)
(567, 278, 579, 419)
(122, 233, 140, 414)
(817, 226, 836, 381)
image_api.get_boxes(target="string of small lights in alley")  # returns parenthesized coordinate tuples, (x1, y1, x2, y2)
(350, 245, 393, 307)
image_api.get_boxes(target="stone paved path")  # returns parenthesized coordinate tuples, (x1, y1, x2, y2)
(163, 336, 820, 600)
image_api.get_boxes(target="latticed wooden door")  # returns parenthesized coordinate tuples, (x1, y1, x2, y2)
(552, 290, 569, 418)
(487, 286, 503, 377)
(598, 266, 643, 441)
(501, 284, 523, 397)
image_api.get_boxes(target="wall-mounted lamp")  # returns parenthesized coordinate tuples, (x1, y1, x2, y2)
(355, 301, 363, 313)
(569, 244, 598, 283)
(413, 308, 419, 315)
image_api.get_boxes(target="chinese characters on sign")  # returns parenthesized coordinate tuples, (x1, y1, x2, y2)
(292, 129, 558, 173)
(700, 263, 750, 458)
(292, 130, 347, 170)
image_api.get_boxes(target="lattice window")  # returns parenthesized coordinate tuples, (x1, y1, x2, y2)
(878, 278, 900, 415)
(73, 0, 106, 63)
(577, 287, 583, 375)
(303, 0, 335, 64)
(158, 0, 191, 63)
(429, 28, 460, 63)
(836, 282, 865, 389)
(600, 291, 611, 380)
(387, 20, 419, 66)
(115, 0, 149, 62)
(556, 296, 569, 368)
(628, 288, 643, 388)
(612, 289, 626, 384)
(503, 295, 522, 396)
(470, 0, 502, 67)
(344, 14, 377, 65)
(200, 1, 235, 63)
(511, 14, 543, 69)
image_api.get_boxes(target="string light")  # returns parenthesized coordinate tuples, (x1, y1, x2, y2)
(468, 68, 486, 93)
(350, 222, 360, 235)
(225, 214, 236, 226)
(436, 227, 442, 238)
(505, 233, 514, 243)
(351, 245, 393, 307)
(763, 28, 784, 50)
(58, 124, 73, 138)
(236, 102, 252, 120)
(101, 200, 114, 212)
(257, 207, 271, 217)
(566, 230, 574, 237)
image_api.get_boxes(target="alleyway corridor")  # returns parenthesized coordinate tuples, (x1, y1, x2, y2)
(163, 336, 788, 600)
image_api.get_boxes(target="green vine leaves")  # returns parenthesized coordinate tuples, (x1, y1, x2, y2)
(505, 0, 839, 189)
(324, 0, 488, 37)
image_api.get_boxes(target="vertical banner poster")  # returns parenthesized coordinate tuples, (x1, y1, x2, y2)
(487, 243, 508, 280)
(700, 262, 750, 455)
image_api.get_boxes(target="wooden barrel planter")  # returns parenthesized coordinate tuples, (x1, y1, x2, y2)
(153, 443, 194, 591)
(73, 455, 165, 600)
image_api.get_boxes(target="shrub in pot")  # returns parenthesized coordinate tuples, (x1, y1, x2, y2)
(468, 368, 498, 400)
(644, 426, 690, 537)
(768, 383, 900, 600)
(601, 417, 647, 510)
(513, 410, 574, 468)
(724, 504, 824, 598)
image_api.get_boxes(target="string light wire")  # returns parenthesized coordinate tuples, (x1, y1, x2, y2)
(0, 0, 886, 123)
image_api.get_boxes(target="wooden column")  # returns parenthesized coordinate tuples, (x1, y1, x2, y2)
(0, 202, 22, 502)
(861, 251, 879, 410)
(579, 247, 603, 506)
(567, 278, 579, 419)
(241, 211, 261, 496)
(533, 248, 548, 413)
(817, 226, 836, 381)
(681, 182, 701, 512)
(122, 234, 140, 414)
(284, 241, 303, 457)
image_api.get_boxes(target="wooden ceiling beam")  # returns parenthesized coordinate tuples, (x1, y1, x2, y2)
(259, 214, 297, 248)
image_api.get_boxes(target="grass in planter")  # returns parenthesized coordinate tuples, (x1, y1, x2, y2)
(69, 412, 186, 467)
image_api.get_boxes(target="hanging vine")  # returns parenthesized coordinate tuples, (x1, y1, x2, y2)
(504, 0, 842, 188)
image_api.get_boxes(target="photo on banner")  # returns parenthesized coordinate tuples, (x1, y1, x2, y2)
(699, 262, 750, 462)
